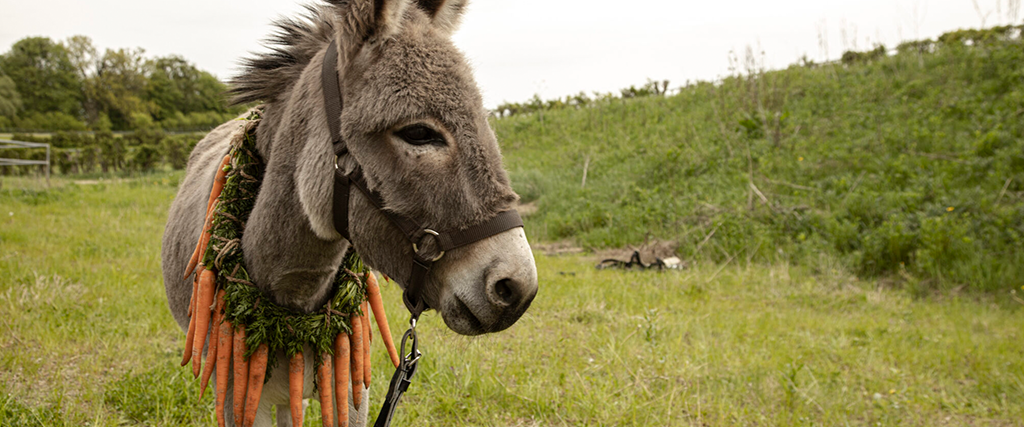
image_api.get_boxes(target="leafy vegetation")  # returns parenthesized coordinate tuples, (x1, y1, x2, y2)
(495, 25, 1024, 292)
(0, 36, 244, 132)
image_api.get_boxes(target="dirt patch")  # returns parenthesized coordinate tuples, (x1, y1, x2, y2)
(533, 240, 584, 256)
(515, 201, 538, 217)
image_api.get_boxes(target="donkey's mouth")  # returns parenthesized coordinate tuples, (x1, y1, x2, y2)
(441, 289, 533, 336)
(441, 294, 487, 335)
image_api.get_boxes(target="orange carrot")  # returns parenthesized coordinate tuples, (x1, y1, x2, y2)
(181, 268, 201, 366)
(362, 302, 371, 386)
(232, 325, 249, 427)
(288, 352, 304, 427)
(184, 199, 217, 280)
(349, 314, 364, 408)
(363, 301, 372, 344)
(215, 318, 233, 427)
(195, 208, 215, 261)
(243, 343, 269, 427)
(183, 205, 216, 281)
(184, 154, 231, 280)
(318, 354, 334, 427)
(183, 208, 211, 280)
(200, 289, 225, 399)
(188, 265, 199, 317)
(192, 269, 216, 378)
(365, 272, 399, 367)
(333, 333, 350, 427)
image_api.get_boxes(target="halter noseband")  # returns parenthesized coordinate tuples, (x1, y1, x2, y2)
(321, 40, 524, 320)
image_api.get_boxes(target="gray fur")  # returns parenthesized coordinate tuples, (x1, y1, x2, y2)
(162, 1, 537, 426)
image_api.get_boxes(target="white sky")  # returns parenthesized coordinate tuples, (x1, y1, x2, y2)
(0, 0, 1019, 109)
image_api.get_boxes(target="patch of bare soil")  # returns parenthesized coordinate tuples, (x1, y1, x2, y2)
(515, 201, 538, 217)
(533, 240, 584, 256)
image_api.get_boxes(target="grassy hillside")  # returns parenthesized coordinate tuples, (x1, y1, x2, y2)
(495, 26, 1024, 292)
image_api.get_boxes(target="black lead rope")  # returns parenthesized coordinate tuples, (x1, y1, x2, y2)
(373, 316, 422, 427)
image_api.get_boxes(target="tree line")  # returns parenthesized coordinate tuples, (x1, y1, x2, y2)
(0, 35, 245, 132)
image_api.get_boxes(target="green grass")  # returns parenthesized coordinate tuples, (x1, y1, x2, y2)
(1, 176, 1021, 426)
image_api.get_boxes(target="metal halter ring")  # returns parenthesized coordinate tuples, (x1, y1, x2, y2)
(412, 229, 444, 262)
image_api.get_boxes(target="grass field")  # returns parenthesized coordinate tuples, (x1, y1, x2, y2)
(1, 174, 1021, 426)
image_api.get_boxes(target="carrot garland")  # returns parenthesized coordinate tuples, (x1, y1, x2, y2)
(177, 110, 406, 426)
(184, 154, 231, 280)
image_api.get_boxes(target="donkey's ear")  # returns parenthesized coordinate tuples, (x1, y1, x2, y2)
(414, 0, 468, 34)
(329, 0, 410, 45)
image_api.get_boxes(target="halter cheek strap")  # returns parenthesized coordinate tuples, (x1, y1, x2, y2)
(320, 40, 524, 319)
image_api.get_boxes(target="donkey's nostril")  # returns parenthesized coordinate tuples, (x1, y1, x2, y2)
(491, 278, 517, 307)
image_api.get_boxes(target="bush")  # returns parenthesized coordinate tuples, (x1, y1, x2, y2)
(9, 111, 87, 131)
(163, 133, 202, 170)
(96, 131, 125, 172)
(128, 144, 161, 173)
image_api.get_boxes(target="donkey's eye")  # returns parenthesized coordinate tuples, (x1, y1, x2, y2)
(396, 125, 445, 146)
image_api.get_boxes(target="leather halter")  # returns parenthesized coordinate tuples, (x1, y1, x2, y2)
(321, 40, 524, 319)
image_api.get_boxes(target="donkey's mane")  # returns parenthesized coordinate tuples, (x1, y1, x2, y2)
(229, 3, 341, 105)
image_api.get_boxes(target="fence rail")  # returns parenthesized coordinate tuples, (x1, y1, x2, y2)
(0, 139, 51, 185)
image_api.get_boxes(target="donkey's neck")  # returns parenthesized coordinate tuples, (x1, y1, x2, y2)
(240, 49, 348, 313)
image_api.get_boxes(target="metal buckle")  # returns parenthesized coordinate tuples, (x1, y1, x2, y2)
(404, 316, 422, 364)
(411, 229, 444, 262)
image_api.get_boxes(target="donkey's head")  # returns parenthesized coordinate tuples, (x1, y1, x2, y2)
(263, 0, 537, 335)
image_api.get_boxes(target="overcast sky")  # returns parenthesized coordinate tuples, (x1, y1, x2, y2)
(0, 0, 1019, 108)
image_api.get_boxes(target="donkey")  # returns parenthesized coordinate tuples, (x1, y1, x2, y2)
(160, 1, 538, 425)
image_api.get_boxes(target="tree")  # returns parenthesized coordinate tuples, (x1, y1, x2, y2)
(85, 47, 152, 130)
(64, 35, 101, 124)
(0, 75, 22, 118)
(0, 36, 82, 116)
(146, 55, 228, 121)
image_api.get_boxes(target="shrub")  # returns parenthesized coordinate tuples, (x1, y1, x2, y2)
(163, 133, 202, 170)
(128, 144, 161, 173)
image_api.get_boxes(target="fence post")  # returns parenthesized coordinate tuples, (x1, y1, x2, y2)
(46, 144, 51, 187)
